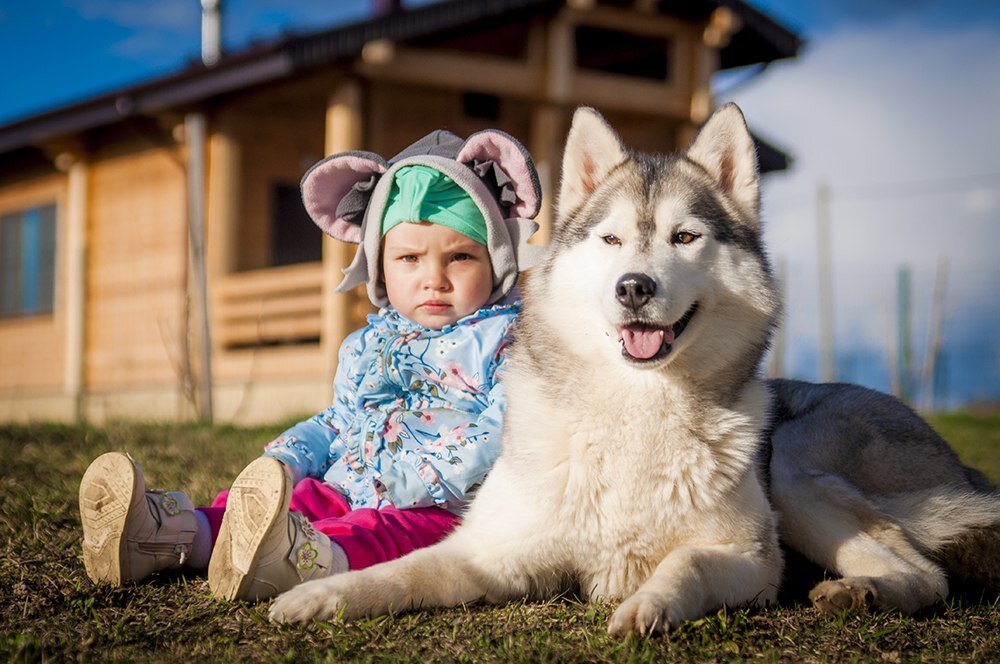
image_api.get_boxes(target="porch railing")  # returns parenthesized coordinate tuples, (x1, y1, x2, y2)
(213, 262, 323, 349)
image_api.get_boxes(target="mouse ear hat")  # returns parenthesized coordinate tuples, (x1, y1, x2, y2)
(300, 129, 544, 307)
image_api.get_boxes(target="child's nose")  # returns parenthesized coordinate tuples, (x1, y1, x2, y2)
(422, 263, 451, 291)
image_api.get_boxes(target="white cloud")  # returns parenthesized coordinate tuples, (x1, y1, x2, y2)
(723, 17, 1000, 400)
(962, 188, 998, 216)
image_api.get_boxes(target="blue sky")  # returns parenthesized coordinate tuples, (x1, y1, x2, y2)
(1, 0, 998, 407)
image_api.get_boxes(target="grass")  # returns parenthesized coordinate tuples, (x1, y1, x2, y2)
(1, 414, 998, 662)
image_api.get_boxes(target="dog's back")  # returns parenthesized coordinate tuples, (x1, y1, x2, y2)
(768, 378, 1000, 611)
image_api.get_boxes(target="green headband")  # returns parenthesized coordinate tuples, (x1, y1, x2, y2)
(380, 165, 488, 245)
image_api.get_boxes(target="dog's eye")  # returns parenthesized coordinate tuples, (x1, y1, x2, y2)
(601, 234, 622, 246)
(672, 231, 701, 246)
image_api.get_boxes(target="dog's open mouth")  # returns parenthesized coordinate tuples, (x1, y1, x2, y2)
(617, 303, 699, 362)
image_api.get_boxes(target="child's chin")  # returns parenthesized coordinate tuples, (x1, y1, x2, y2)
(409, 310, 460, 329)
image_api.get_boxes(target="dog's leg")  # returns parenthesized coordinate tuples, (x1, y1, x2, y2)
(607, 542, 779, 636)
(772, 465, 948, 614)
(267, 527, 527, 624)
(269, 506, 544, 623)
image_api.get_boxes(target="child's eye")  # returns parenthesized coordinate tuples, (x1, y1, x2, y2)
(671, 231, 701, 246)
(601, 234, 621, 246)
(399, 255, 418, 263)
(452, 253, 475, 262)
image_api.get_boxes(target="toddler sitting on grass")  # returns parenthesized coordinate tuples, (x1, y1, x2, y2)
(79, 127, 543, 601)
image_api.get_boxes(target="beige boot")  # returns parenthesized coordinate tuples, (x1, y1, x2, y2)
(79, 452, 198, 585)
(208, 456, 337, 601)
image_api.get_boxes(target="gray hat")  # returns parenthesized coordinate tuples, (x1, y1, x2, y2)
(301, 129, 545, 307)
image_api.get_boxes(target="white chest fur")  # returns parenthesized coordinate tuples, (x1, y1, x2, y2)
(493, 369, 768, 599)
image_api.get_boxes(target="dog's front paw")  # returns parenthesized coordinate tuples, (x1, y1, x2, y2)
(809, 577, 877, 615)
(269, 577, 348, 625)
(607, 591, 674, 636)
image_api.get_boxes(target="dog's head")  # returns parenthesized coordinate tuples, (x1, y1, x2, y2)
(529, 103, 779, 379)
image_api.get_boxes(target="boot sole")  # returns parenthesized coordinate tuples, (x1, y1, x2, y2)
(79, 452, 141, 585)
(208, 457, 289, 601)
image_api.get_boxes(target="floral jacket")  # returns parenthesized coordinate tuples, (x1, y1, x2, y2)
(263, 302, 519, 513)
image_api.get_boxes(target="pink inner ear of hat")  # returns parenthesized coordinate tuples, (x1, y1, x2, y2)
(303, 155, 387, 244)
(457, 134, 539, 219)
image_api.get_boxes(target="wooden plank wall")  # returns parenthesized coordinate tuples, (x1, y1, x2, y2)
(0, 175, 67, 393)
(85, 147, 187, 391)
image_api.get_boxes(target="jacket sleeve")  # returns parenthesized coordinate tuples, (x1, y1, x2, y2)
(377, 323, 513, 512)
(262, 327, 368, 484)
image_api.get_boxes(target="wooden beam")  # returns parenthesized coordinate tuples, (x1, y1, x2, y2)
(688, 29, 718, 125)
(355, 46, 540, 99)
(214, 262, 321, 300)
(529, 105, 563, 245)
(215, 291, 323, 322)
(215, 315, 322, 348)
(570, 71, 689, 117)
(546, 12, 575, 103)
(563, 6, 691, 40)
(61, 157, 88, 421)
(322, 80, 364, 392)
(206, 121, 242, 277)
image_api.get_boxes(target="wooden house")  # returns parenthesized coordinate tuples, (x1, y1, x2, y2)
(0, 0, 799, 423)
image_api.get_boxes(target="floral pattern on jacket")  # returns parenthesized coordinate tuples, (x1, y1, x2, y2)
(262, 301, 519, 513)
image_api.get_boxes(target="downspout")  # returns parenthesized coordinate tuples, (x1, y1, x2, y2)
(181, 0, 223, 422)
(201, 0, 223, 67)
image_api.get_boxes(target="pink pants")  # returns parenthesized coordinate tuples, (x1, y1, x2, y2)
(197, 478, 460, 570)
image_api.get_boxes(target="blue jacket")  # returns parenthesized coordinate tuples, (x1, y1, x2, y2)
(263, 302, 519, 512)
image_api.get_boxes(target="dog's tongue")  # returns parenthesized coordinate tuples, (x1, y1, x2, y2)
(620, 327, 674, 359)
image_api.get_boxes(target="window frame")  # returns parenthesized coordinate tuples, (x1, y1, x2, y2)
(0, 201, 58, 320)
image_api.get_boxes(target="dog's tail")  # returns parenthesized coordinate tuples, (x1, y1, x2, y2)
(877, 485, 1000, 589)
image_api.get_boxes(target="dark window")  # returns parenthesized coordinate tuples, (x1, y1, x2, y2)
(1, 203, 56, 318)
(463, 92, 501, 121)
(574, 26, 671, 81)
(271, 183, 322, 266)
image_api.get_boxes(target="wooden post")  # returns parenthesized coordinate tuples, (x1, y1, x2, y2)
(921, 256, 949, 412)
(321, 80, 364, 394)
(62, 157, 88, 421)
(529, 15, 562, 245)
(679, 8, 737, 149)
(529, 106, 562, 245)
(206, 120, 242, 279)
(816, 181, 835, 382)
(185, 112, 214, 422)
(897, 265, 913, 404)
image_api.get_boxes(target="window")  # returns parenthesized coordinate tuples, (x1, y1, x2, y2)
(463, 93, 501, 121)
(270, 183, 321, 267)
(1, 203, 56, 318)
(574, 26, 672, 81)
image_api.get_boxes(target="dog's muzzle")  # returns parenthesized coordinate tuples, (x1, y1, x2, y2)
(615, 273, 656, 311)
(617, 302, 699, 364)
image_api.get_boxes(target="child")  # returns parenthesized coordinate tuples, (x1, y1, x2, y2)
(79, 128, 544, 601)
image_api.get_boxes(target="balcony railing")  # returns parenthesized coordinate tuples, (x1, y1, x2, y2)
(213, 262, 323, 349)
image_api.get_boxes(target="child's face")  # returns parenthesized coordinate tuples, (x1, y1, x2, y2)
(382, 222, 493, 328)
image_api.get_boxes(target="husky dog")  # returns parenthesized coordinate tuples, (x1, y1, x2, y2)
(269, 104, 1000, 634)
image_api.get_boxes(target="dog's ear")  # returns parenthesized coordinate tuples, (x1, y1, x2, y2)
(300, 151, 388, 243)
(685, 103, 760, 218)
(558, 107, 627, 218)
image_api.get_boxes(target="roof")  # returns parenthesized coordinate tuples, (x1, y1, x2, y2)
(0, 0, 801, 155)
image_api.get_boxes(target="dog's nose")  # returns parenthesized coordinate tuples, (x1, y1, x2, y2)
(615, 273, 656, 310)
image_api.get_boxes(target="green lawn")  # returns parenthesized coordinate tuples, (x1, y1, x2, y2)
(1, 414, 998, 662)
